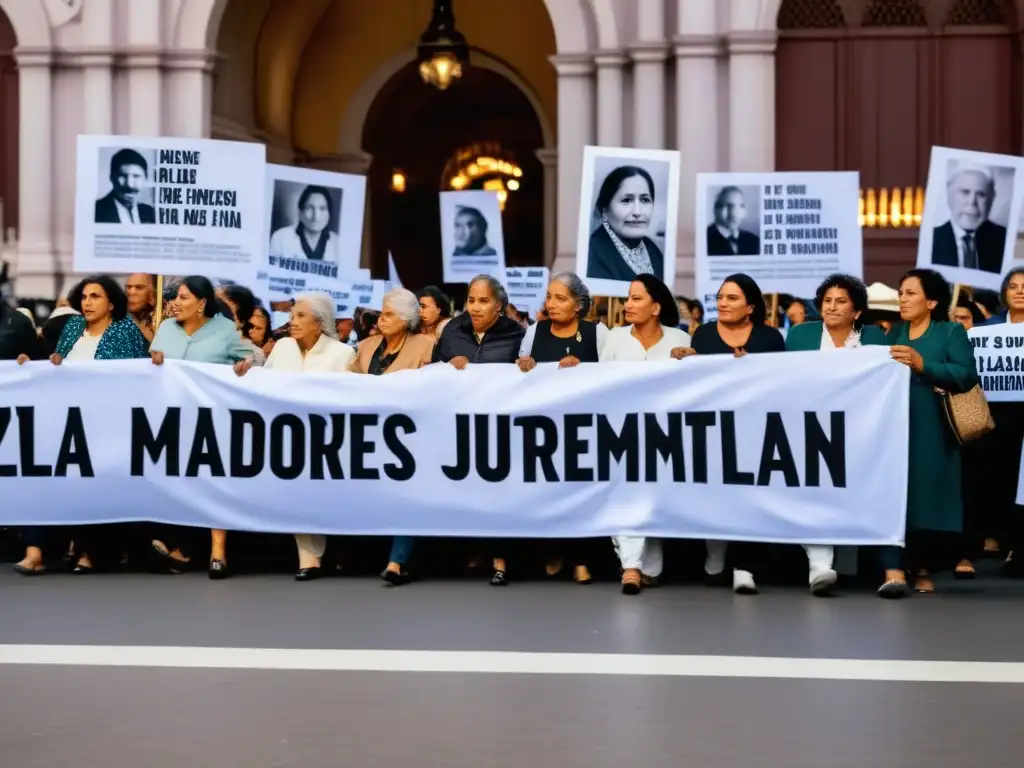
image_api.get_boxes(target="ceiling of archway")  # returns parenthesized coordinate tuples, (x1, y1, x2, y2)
(214, 0, 557, 155)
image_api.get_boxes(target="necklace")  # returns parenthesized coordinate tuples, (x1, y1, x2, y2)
(603, 219, 654, 275)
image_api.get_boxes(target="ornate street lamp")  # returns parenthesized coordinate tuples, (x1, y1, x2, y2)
(417, 0, 469, 90)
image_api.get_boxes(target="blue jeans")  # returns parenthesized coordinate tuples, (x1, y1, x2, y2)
(389, 536, 414, 566)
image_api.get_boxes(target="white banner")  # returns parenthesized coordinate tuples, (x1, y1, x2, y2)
(74, 135, 266, 285)
(916, 146, 1024, 291)
(967, 324, 1024, 402)
(1017, 447, 1024, 506)
(0, 350, 909, 544)
(695, 172, 862, 320)
(261, 163, 367, 303)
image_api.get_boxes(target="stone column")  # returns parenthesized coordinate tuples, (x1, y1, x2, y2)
(728, 31, 777, 172)
(127, 0, 163, 135)
(14, 49, 55, 299)
(594, 52, 627, 147)
(674, 0, 722, 294)
(535, 148, 558, 267)
(79, 0, 114, 135)
(632, 0, 667, 149)
(549, 54, 595, 274)
(164, 51, 217, 138)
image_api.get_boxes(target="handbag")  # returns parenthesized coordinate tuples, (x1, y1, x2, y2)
(938, 384, 995, 445)
(935, 324, 994, 445)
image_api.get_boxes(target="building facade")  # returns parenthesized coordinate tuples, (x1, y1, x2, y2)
(0, 0, 1019, 300)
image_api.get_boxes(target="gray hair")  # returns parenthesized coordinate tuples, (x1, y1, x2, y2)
(550, 270, 591, 317)
(293, 292, 338, 339)
(469, 274, 508, 313)
(382, 287, 421, 332)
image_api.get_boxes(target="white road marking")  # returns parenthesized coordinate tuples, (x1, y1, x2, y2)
(0, 645, 1021, 683)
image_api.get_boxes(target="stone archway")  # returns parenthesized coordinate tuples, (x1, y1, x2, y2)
(176, 0, 598, 54)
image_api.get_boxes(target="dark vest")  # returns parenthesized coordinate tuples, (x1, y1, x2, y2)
(530, 320, 599, 363)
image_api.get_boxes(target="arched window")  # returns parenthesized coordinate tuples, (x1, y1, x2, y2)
(777, 0, 846, 30)
(861, 0, 927, 27)
(946, 0, 1013, 25)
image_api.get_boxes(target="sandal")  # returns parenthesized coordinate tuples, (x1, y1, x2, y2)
(574, 565, 592, 584)
(954, 559, 976, 580)
(914, 572, 935, 594)
(621, 568, 642, 595)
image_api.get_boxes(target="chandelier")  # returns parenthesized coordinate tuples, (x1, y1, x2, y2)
(417, 0, 469, 91)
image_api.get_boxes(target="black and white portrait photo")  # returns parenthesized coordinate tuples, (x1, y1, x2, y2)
(268, 180, 343, 263)
(94, 147, 156, 225)
(575, 146, 681, 296)
(930, 158, 1013, 275)
(439, 190, 506, 282)
(706, 185, 761, 256)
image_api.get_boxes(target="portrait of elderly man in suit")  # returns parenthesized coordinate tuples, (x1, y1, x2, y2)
(95, 148, 156, 225)
(706, 186, 760, 256)
(931, 162, 1007, 274)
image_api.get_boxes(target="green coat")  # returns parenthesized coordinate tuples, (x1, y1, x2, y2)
(784, 321, 887, 351)
(887, 320, 978, 532)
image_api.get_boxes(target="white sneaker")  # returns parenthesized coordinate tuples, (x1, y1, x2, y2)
(733, 569, 758, 594)
(705, 540, 727, 576)
(809, 568, 838, 596)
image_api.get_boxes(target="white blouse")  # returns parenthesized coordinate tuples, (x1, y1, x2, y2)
(601, 325, 691, 362)
(268, 226, 341, 265)
(819, 325, 861, 350)
(65, 332, 102, 361)
(264, 335, 355, 373)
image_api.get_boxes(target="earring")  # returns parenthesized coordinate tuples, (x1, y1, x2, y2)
(601, 215, 609, 226)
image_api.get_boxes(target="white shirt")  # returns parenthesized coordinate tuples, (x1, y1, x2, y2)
(601, 325, 691, 362)
(264, 334, 355, 373)
(65, 332, 102, 361)
(519, 321, 610, 358)
(269, 226, 340, 265)
(819, 325, 861, 350)
(114, 198, 140, 224)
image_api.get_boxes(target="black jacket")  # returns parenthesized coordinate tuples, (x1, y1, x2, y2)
(0, 302, 40, 360)
(95, 192, 156, 224)
(706, 224, 761, 256)
(931, 220, 1006, 274)
(433, 312, 525, 365)
(586, 225, 665, 282)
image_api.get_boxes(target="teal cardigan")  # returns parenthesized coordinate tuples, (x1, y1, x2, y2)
(55, 315, 149, 360)
(150, 313, 252, 364)
(785, 320, 887, 351)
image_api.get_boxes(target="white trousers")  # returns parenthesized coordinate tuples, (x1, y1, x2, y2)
(803, 544, 834, 573)
(294, 534, 326, 560)
(612, 537, 663, 577)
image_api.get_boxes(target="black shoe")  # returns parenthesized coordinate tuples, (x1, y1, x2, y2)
(381, 568, 411, 586)
(490, 569, 507, 586)
(151, 544, 192, 575)
(72, 564, 94, 575)
(208, 559, 229, 580)
(295, 567, 321, 582)
(13, 564, 46, 576)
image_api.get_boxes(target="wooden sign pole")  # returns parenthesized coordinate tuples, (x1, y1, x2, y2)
(768, 292, 780, 327)
(154, 274, 164, 332)
(949, 283, 962, 320)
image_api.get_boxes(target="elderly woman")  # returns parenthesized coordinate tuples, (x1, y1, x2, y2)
(602, 274, 690, 594)
(348, 288, 436, 585)
(269, 185, 339, 263)
(517, 271, 608, 584)
(785, 274, 886, 595)
(586, 165, 665, 283)
(435, 274, 526, 585)
(150, 275, 255, 579)
(237, 292, 356, 580)
(14, 275, 149, 575)
(880, 268, 978, 597)
(673, 273, 785, 595)
(417, 285, 452, 341)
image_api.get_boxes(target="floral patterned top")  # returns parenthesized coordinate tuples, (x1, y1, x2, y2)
(55, 315, 150, 361)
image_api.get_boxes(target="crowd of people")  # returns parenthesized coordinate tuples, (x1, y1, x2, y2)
(1, 263, 1022, 600)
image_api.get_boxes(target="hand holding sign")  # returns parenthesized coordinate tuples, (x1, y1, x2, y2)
(890, 345, 924, 373)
